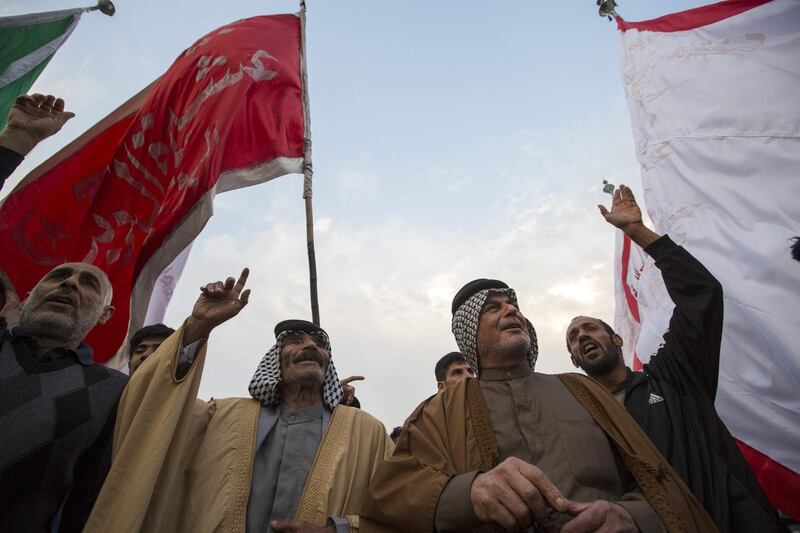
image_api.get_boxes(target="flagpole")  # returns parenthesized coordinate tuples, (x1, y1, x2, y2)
(300, 0, 321, 326)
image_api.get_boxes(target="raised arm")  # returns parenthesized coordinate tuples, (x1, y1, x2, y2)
(601, 185, 723, 398)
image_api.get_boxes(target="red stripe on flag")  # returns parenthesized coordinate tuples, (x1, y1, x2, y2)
(620, 234, 643, 370)
(616, 0, 773, 33)
(736, 438, 800, 521)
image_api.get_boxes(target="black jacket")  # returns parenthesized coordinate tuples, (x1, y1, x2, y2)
(622, 235, 784, 532)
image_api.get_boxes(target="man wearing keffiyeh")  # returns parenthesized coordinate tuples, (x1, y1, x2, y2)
(85, 269, 393, 533)
(363, 279, 717, 532)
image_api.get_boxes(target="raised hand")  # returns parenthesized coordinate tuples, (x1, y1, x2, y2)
(598, 184, 660, 248)
(598, 184, 643, 231)
(183, 268, 250, 345)
(340, 375, 365, 406)
(0, 94, 75, 155)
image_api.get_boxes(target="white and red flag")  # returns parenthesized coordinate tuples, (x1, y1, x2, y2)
(0, 13, 308, 364)
(614, 0, 799, 519)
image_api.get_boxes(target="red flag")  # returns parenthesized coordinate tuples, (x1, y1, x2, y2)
(0, 14, 307, 363)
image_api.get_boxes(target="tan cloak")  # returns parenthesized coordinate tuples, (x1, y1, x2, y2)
(361, 375, 717, 532)
(85, 326, 393, 532)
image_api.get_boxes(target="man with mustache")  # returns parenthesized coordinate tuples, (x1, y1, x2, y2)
(362, 274, 716, 531)
(86, 268, 393, 533)
(0, 262, 127, 532)
(565, 185, 784, 532)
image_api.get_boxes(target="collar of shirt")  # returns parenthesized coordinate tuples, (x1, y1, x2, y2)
(9, 327, 94, 367)
(279, 402, 324, 424)
(479, 359, 533, 381)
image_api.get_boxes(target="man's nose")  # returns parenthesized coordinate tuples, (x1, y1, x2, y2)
(60, 273, 80, 289)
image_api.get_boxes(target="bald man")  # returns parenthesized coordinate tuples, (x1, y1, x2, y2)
(0, 262, 127, 532)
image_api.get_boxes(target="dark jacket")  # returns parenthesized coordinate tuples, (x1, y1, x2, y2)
(623, 235, 784, 532)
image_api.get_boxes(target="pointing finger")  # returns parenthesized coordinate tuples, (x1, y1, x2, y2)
(341, 376, 365, 385)
(233, 267, 249, 294)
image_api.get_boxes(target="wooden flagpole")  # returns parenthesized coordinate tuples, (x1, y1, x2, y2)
(299, 0, 320, 325)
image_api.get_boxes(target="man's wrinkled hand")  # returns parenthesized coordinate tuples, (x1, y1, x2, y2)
(561, 500, 638, 533)
(183, 268, 250, 345)
(469, 456, 566, 530)
(598, 184, 643, 232)
(1, 94, 75, 155)
(270, 520, 335, 532)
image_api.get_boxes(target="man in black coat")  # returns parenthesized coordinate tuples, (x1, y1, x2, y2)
(565, 184, 784, 532)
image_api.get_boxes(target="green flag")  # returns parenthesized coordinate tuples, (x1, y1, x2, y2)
(0, 9, 84, 129)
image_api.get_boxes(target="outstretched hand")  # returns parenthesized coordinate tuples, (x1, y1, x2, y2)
(598, 184, 643, 231)
(183, 268, 250, 345)
(1, 94, 75, 155)
(598, 183, 661, 248)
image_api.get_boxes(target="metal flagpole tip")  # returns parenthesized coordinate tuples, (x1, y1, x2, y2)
(97, 0, 116, 16)
(597, 0, 618, 21)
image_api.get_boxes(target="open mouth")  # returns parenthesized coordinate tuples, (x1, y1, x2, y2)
(501, 321, 524, 332)
(581, 341, 600, 356)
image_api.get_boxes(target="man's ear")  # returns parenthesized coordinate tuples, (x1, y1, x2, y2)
(612, 334, 624, 348)
(437, 382, 445, 391)
(98, 305, 115, 324)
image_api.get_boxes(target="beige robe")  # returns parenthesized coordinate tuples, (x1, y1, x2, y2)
(84, 326, 393, 532)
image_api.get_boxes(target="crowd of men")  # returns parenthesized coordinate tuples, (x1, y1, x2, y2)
(0, 94, 796, 532)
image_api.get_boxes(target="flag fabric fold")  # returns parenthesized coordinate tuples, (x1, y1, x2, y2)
(615, 0, 800, 519)
(0, 14, 307, 366)
(0, 8, 85, 129)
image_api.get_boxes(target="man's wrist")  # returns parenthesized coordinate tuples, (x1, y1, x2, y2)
(0, 128, 37, 156)
(621, 222, 660, 249)
(183, 316, 212, 346)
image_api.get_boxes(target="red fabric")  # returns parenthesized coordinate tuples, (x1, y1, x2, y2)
(620, 234, 643, 370)
(736, 438, 800, 522)
(0, 14, 304, 362)
(616, 0, 773, 33)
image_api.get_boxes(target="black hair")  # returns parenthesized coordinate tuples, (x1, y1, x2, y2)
(129, 323, 175, 357)
(435, 351, 467, 382)
(791, 237, 800, 262)
(566, 317, 617, 352)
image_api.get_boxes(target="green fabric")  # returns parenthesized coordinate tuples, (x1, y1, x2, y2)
(0, 59, 52, 130)
(0, 13, 76, 129)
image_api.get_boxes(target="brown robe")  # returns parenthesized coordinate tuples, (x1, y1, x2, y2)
(360, 369, 717, 532)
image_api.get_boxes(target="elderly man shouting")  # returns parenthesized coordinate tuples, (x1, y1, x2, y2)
(86, 268, 392, 533)
(0, 262, 127, 532)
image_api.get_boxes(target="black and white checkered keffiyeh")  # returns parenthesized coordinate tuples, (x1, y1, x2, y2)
(451, 288, 538, 378)
(248, 330, 343, 409)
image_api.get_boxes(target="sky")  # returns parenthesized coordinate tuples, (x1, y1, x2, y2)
(3, 0, 712, 428)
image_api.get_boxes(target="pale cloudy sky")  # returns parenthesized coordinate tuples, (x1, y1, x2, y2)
(4, 0, 709, 428)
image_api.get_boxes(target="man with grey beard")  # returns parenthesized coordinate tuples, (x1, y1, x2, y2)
(0, 262, 127, 532)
